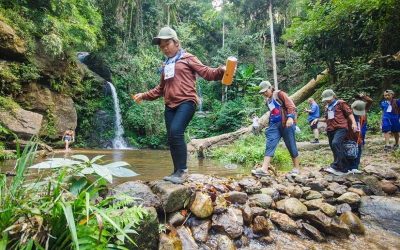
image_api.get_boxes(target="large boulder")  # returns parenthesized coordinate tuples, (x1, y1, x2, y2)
(16, 82, 77, 137)
(0, 107, 42, 139)
(359, 196, 400, 234)
(111, 181, 161, 210)
(0, 20, 26, 61)
(150, 180, 191, 213)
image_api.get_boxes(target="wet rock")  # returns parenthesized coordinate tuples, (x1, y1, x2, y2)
(304, 190, 323, 200)
(328, 219, 351, 238)
(301, 186, 311, 192)
(190, 192, 213, 218)
(339, 211, 365, 235)
(337, 192, 360, 205)
(216, 234, 235, 250)
(275, 199, 286, 212)
(380, 180, 398, 195)
(328, 182, 347, 195)
(274, 184, 287, 194)
(150, 180, 191, 213)
(248, 194, 273, 209)
(286, 185, 303, 198)
(303, 199, 324, 210)
(307, 180, 327, 191)
(302, 223, 325, 242)
(361, 175, 385, 195)
(351, 184, 374, 195)
(250, 206, 266, 217)
(321, 190, 334, 198)
(283, 198, 308, 217)
(359, 196, 400, 234)
(187, 174, 213, 184)
(159, 232, 181, 250)
(212, 207, 244, 238)
(112, 181, 161, 209)
(304, 210, 332, 231)
(259, 176, 275, 186)
(269, 211, 299, 233)
(241, 204, 253, 225)
(239, 178, 262, 194)
(260, 187, 280, 201)
(224, 191, 248, 204)
(364, 165, 398, 180)
(259, 235, 274, 244)
(168, 212, 186, 227)
(347, 187, 366, 196)
(190, 219, 211, 243)
(235, 235, 249, 248)
(214, 195, 228, 214)
(177, 226, 199, 249)
(252, 216, 270, 235)
(319, 203, 337, 217)
(336, 203, 352, 214)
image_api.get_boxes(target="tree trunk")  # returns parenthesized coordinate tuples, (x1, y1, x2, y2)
(269, 1, 278, 90)
(188, 69, 329, 156)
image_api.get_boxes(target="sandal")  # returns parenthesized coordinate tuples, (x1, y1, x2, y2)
(251, 168, 269, 176)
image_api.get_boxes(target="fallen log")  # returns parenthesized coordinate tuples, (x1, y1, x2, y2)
(188, 69, 329, 156)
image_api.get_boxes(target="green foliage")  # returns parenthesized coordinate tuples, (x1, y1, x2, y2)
(209, 135, 293, 171)
(0, 141, 148, 249)
(0, 96, 19, 112)
(41, 33, 63, 57)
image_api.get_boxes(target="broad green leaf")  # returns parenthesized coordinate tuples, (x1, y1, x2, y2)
(71, 155, 90, 162)
(80, 167, 95, 175)
(102, 161, 130, 168)
(70, 178, 88, 195)
(90, 155, 105, 163)
(29, 158, 80, 169)
(92, 164, 113, 183)
(107, 167, 138, 178)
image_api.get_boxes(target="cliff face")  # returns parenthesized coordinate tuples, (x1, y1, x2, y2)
(0, 19, 86, 144)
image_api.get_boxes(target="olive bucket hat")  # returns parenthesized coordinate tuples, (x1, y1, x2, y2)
(152, 27, 178, 45)
(321, 89, 336, 102)
(259, 81, 272, 93)
(351, 100, 366, 116)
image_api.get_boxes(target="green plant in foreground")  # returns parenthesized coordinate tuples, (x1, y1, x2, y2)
(0, 140, 148, 249)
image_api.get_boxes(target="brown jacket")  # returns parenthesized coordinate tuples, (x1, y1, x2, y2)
(324, 100, 353, 131)
(142, 52, 224, 108)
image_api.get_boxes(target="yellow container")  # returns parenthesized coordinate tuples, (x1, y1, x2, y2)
(221, 56, 237, 85)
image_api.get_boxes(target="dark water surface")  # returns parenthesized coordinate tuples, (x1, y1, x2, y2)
(1, 149, 248, 185)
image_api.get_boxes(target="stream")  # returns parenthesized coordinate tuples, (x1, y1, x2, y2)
(0, 149, 248, 185)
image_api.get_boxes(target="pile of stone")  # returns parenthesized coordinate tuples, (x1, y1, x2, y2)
(111, 164, 400, 249)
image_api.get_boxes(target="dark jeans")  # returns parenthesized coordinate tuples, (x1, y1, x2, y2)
(348, 144, 362, 170)
(165, 101, 196, 172)
(327, 128, 348, 171)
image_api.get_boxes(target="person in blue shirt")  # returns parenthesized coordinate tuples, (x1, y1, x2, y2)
(380, 90, 400, 151)
(305, 98, 320, 143)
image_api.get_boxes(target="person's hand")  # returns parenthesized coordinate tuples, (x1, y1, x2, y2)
(132, 93, 143, 104)
(351, 122, 357, 132)
(286, 117, 294, 127)
(311, 118, 318, 125)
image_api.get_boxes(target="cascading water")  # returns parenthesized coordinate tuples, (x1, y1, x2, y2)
(196, 83, 205, 117)
(107, 82, 130, 149)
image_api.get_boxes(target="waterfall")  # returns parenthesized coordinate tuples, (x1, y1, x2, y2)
(107, 82, 129, 149)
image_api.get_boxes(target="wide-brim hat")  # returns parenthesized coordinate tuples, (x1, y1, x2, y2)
(321, 89, 336, 102)
(351, 100, 366, 116)
(259, 81, 272, 93)
(152, 27, 178, 45)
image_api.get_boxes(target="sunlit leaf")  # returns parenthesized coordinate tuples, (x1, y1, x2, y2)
(107, 167, 138, 178)
(92, 164, 113, 183)
(90, 155, 105, 163)
(29, 158, 81, 169)
(102, 161, 130, 168)
(71, 155, 90, 162)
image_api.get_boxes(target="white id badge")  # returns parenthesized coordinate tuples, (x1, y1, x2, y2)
(328, 110, 334, 119)
(268, 101, 276, 111)
(387, 105, 392, 112)
(164, 63, 175, 80)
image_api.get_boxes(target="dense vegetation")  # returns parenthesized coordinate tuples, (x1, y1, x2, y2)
(0, 0, 399, 148)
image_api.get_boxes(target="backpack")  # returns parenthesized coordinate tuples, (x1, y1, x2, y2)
(272, 90, 298, 124)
